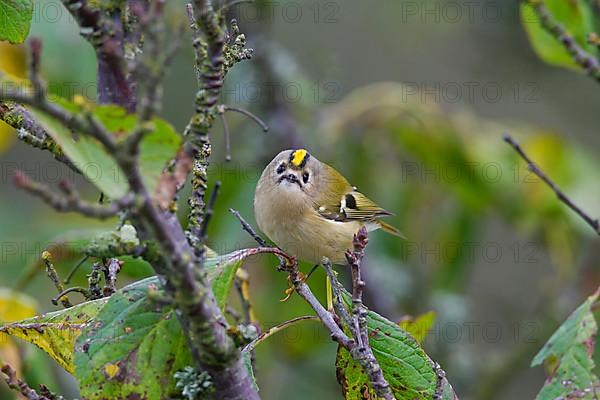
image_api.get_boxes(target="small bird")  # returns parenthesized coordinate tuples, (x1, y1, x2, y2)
(254, 149, 403, 265)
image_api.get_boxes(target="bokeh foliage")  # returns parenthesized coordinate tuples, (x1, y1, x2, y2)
(0, 0, 599, 399)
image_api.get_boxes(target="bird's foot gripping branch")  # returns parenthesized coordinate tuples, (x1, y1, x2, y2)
(0, 0, 458, 399)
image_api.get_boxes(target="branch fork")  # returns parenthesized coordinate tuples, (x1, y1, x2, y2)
(230, 210, 394, 399)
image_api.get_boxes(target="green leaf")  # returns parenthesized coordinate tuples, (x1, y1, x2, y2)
(520, 0, 597, 70)
(0, 0, 33, 44)
(536, 346, 598, 400)
(0, 297, 108, 374)
(0, 245, 244, 389)
(532, 287, 600, 399)
(29, 106, 127, 198)
(74, 278, 193, 399)
(29, 100, 181, 199)
(336, 346, 378, 399)
(138, 118, 182, 197)
(532, 289, 598, 366)
(336, 305, 457, 399)
(208, 252, 245, 309)
(73, 252, 247, 399)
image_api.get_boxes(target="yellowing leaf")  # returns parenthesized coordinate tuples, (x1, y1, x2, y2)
(0, 289, 38, 385)
(0, 297, 108, 374)
(74, 252, 252, 399)
(0, 43, 26, 153)
(0, 42, 26, 78)
(0, 288, 37, 323)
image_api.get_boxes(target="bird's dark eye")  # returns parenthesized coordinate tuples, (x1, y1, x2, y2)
(302, 172, 309, 183)
(276, 163, 286, 174)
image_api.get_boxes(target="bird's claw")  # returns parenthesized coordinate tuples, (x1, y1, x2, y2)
(279, 272, 306, 302)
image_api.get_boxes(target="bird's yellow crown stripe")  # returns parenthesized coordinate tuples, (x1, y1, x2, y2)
(290, 149, 309, 167)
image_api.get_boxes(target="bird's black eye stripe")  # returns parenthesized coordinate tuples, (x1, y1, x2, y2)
(276, 163, 286, 174)
(345, 194, 357, 209)
(302, 172, 309, 183)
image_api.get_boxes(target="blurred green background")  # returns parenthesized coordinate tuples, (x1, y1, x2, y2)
(0, 0, 599, 399)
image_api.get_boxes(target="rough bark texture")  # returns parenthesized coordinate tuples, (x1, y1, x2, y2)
(89, 2, 260, 398)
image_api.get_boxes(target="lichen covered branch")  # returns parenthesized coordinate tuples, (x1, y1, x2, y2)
(344, 228, 393, 399)
(0, 3, 261, 397)
(184, 0, 228, 258)
(42, 252, 73, 308)
(0, 102, 76, 168)
(13, 171, 134, 219)
(184, 1, 254, 258)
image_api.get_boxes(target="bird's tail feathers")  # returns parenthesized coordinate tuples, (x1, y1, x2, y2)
(377, 220, 407, 239)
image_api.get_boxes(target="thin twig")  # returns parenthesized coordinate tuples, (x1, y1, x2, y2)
(234, 246, 353, 348)
(344, 227, 393, 399)
(183, 0, 254, 279)
(503, 133, 600, 235)
(288, 266, 354, 349)
(38, 384, 65, 400)
(51, 287, 89, 306)
(529, 1, 600, 82)
(13, 172, 134, 219)
(0, 103, 77, 169)
(201, 181, 222, 241)
(223, 105, 269, 132)
(102, 258, 123, 296)
(64, 255, 89, 284)
(42, 252, 72, 308)
(218, 0, 254, 13)
(229, 208, 289, 271)
(242, 315, 320, 353)
(61, 0, 136, 111)
(225, 304, 243, 323)
(1, 364, 51, 400)
(132, 0, 183, 122)
(84, 112, 118, 152)
(28, 38, 44, 101)
(88, 261, 104, 300)
(217, 107, 232, 161)
(0, 86, 118, 150)
(322, 260, 353, 332)
(229, 208, 267, 246)
(183, 0, 227, 261)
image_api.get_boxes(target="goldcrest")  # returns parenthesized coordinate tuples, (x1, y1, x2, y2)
(254, 149, 402, 265)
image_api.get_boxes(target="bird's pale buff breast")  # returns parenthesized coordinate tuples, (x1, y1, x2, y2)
(254, 178, 358, 265)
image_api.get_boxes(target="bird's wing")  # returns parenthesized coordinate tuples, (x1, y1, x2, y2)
(317, 190, 392, 222)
